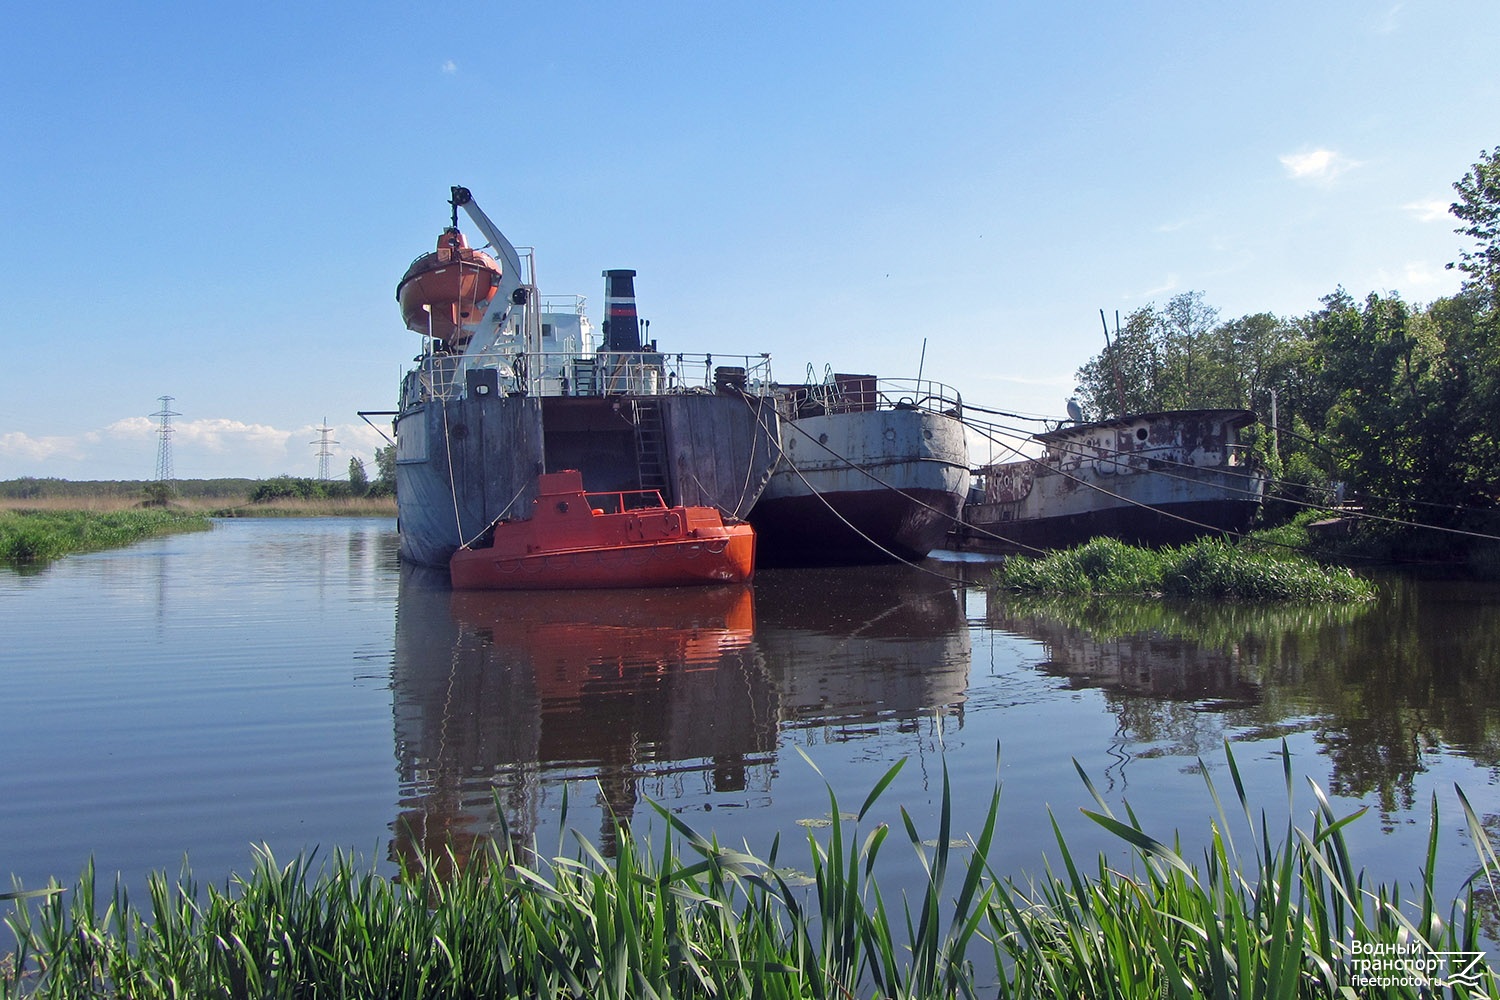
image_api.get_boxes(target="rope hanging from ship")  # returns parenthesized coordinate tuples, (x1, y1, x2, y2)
(961, 414, 1280, 550)
(960, 409, 1500, 560)
(735, 392, 1013, 583)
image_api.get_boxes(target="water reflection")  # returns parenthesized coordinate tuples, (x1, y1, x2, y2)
(754, 566, 969, 737)
(390, 564, 970, 870)
(984, 579, 1500, 821)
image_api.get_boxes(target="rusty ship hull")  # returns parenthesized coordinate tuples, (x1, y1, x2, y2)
(959, 409, 1266, 553)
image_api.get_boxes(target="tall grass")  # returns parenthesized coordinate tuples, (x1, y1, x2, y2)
(0, 509, 210, 565)
(210, 496, 397, 518)
(4, 744, 1494, 998)
(997, 536, 1375, 601)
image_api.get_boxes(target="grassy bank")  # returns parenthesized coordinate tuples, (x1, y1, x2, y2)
(3, 746, 1495, 998)
(211, 496, 397, 518)
(997, 534, 1375, 601)
(0, 509, 211, 565)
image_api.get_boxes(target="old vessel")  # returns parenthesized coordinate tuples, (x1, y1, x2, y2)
(387, 187, 780, 570)
(958, 408, 1266, 552)
(749, 371, 970, 564)
(449, 470, 755, 589)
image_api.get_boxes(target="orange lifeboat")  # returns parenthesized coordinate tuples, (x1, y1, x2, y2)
(450, 470, 756, 590)
(396, 227, 503, 346)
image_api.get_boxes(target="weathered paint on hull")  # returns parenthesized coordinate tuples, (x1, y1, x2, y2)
(397, 392, 779, 569)
(964, 495, 1262, 552)
(959, 409, 1265, 554)
(750, 407, 969, 564)
(751, 486, 964, 564)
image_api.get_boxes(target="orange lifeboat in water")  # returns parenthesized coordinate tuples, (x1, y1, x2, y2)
(396, 227, 502, 346)
(450, 470, 756, 590)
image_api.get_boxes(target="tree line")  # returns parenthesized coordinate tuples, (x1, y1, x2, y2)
(1071, 146, 1500, 549)
(1, 445, 398, 504)
(245, 444, 396, 502)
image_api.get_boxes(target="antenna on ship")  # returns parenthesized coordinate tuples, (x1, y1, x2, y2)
(1100, 309, 1128, 418)
(312, 419, 340, 481)
(151, 395, 180, 488)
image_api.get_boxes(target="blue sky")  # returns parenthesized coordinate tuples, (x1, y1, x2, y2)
(3, 1, 1496, 480)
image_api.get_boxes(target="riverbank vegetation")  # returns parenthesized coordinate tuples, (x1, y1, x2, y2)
(1, 445, 399, 523)
(3, 747, 1495, 998)
(212, 495, 398, 518)
(0, 509, 211, 565)
(1072, 146, 1500, 566)
(996, 533, 1375, 601)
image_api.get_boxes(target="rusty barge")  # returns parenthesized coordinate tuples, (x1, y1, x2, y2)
(957, 409, 1266, 553)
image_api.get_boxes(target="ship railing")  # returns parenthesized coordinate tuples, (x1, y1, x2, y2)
(582, 488, 669, 515)
(779, 376, 962, 419)
(410, 349, 775, 401)
(870, 377, 962, 417)
(539, 294, 588, 315)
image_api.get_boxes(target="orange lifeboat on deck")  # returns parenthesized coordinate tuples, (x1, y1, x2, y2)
(449, 470, 756, 590)
(396, 227, 503, 346)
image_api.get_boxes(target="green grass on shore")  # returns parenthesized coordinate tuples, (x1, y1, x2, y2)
(997, 535, 1375, 601)
(3, 745, 1495, 998)
(0, 509, 211, 566)
(210, 496, 397, 518)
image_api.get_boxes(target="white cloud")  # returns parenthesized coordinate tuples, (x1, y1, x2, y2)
(1, 416, 390, 481)
(1279, 149, 1358, 183)
(1134, 274, 1180, 299)
(1403, 198, 1451, 223)
(103, 416, 156, 439)
(0, 430, 87, 463)
(441, 60, 458, 74)
(1377, 260, 1455, 294)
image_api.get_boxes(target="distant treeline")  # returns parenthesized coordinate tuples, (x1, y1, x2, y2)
(1071, 145, 1500, 560)
(0, 477, 257, 500)
(2, 446, 396, 505)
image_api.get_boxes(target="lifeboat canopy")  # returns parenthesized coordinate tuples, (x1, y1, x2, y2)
(396, 226, 503, 348)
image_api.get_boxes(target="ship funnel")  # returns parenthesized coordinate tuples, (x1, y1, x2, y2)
(601, 269, 643, 352)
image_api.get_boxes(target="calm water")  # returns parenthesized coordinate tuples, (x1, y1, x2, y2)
(4, 517, 1500, 925)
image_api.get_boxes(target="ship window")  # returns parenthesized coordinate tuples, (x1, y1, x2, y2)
(542, 323, 553, 338)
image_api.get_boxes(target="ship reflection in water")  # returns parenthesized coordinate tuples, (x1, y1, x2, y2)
(390, 565, 969, 870)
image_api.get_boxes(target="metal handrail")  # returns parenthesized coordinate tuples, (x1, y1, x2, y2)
(408, 349, 775, 403)
(777, 376, 963, 418)
(581, 489, 669, 514)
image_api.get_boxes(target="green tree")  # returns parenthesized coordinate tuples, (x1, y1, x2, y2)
(367, 443, 397, 498)
(348, 457, 369, 496)
(1074, 294, 1306, 420)
(1074, 304, 1163, 417)
(250, 476, 325, 502)
(1450, 145, 1500, 298)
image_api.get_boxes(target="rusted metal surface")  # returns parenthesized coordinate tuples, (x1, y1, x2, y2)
(751, 377, 970, 564)
(961, 409, 1266, 552)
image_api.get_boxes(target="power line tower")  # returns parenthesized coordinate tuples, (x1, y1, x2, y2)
(311, 419, 339, 481)
(151, 396, 181, 486)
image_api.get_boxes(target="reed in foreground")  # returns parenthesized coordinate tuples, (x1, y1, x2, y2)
(3, 744, 1494, 998)
(0, 509, 211, 565)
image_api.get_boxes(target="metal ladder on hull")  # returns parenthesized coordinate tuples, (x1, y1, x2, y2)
(632, 399, 669, 493)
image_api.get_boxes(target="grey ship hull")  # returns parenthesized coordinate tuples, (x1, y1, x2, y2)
(396, 390, 779, 569)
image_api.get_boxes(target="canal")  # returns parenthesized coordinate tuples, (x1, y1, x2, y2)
(3, 517, 1499, 935)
